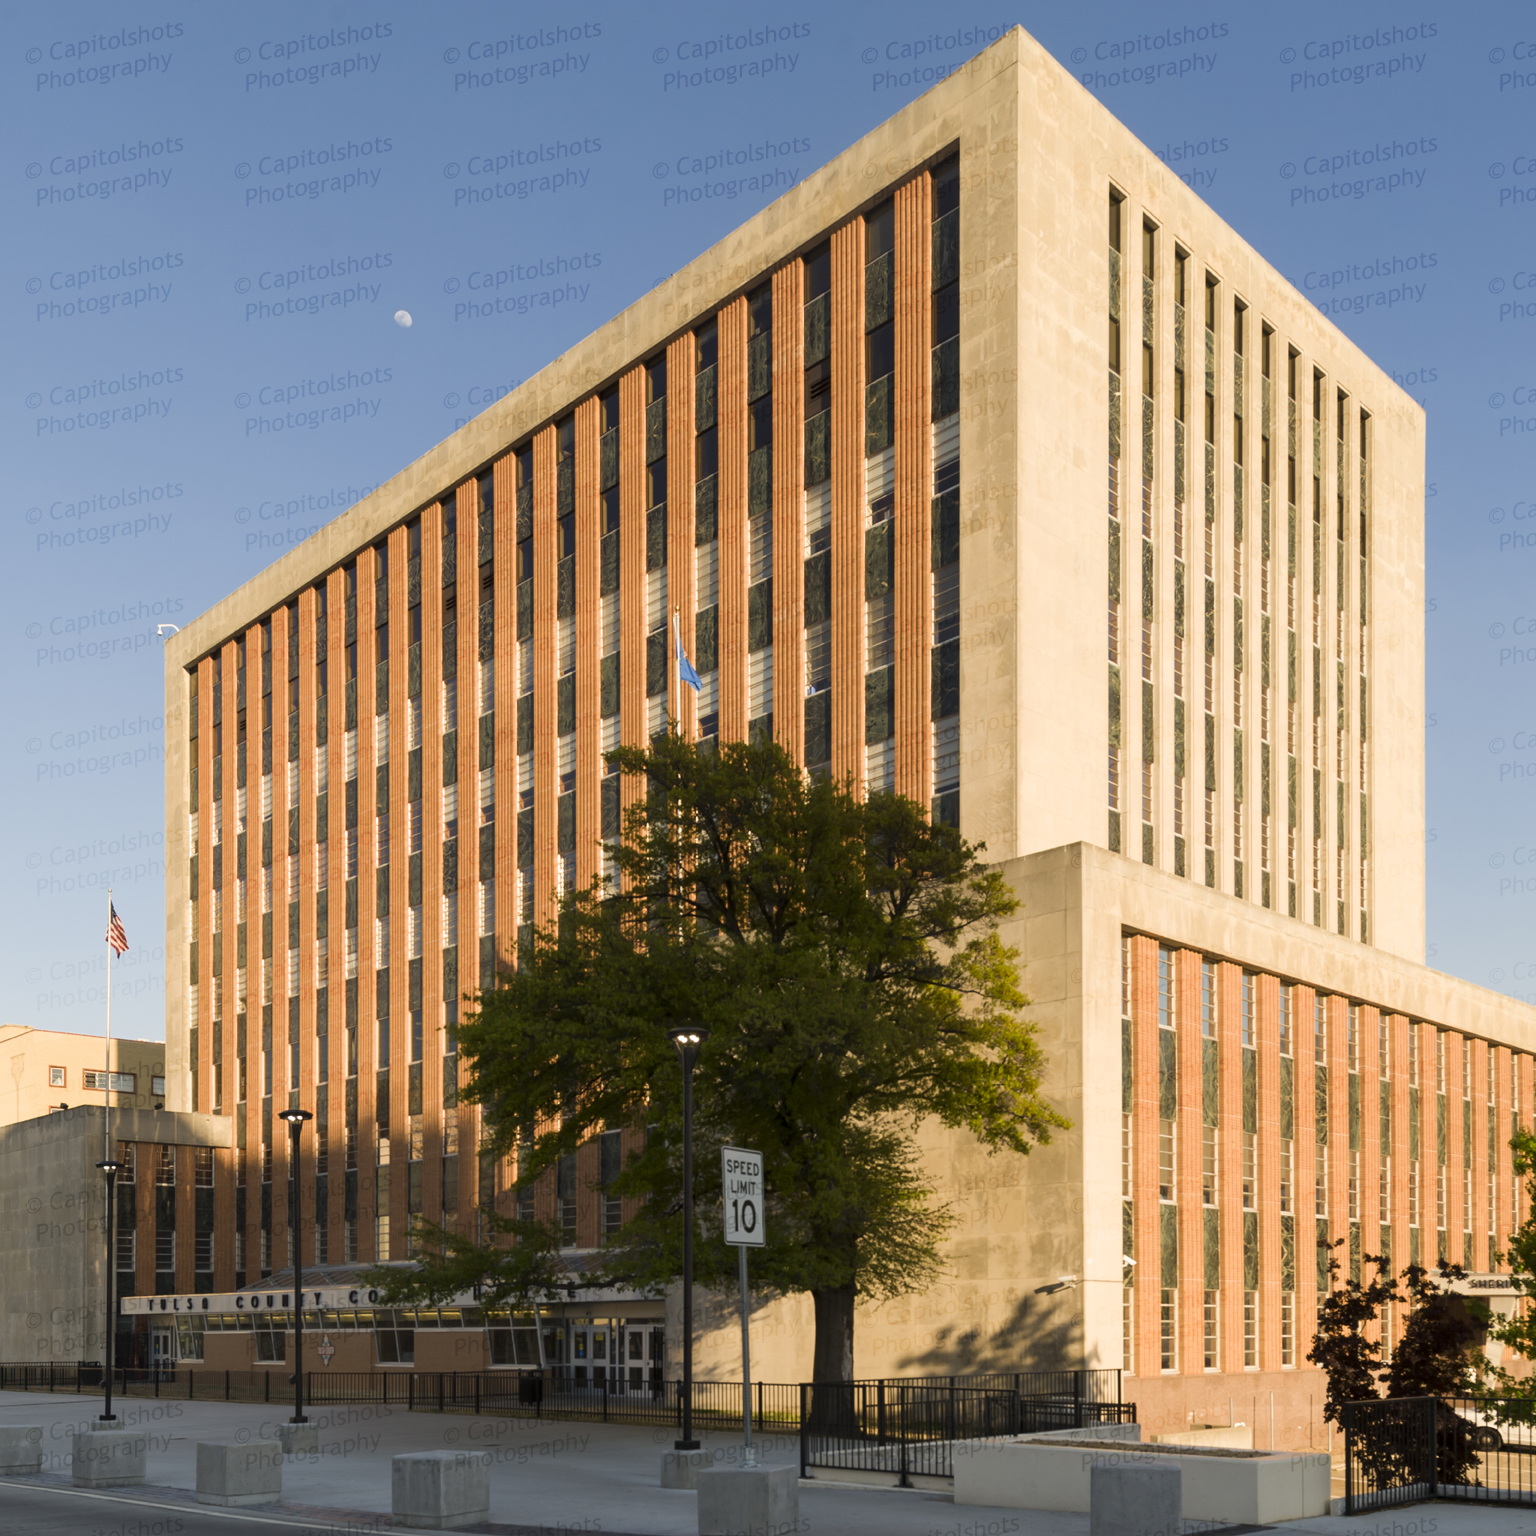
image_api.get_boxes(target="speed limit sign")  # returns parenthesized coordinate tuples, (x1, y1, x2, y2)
(722, 1146, 765, 1246)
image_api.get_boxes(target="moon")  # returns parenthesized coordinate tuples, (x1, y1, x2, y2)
(394, 310, 412, 328)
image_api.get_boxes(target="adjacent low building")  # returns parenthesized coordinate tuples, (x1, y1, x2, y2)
(143, 24, 1536, 1437)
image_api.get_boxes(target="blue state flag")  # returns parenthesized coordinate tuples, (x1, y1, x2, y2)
(674, 614, 702, 691)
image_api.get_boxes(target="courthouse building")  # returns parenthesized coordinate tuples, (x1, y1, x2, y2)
(138, 26, 1536, 1433)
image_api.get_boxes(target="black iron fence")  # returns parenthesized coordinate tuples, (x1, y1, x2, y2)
(797, 1377, 1135, 1484)
(1344, 1393, 1536, 1515)
(0, 1360, 1124, 1471)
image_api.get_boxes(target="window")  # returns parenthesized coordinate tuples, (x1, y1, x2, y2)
(1200, 961, 1215, 1037)
(1279, 984, 1292, 1056)
(49, 1066, 65, 1088)
(1202, 1123, 1217, 1205)
(1315, 996, 1328, 1064)
(1379, 1018, 1390, 1079)
(1349, 1149, 1361, 1220)
(1242, 1132, 1256, 1209)
(1159, 1120, 1176, 1201)
(1346, 1006, 1359, 1072)
(194, 1147, 213, 1187)
(83, 1070, 136, 1093)
(157, 1144, 176, 1184)
(1244, 1293, 1258, 1368)
(443, 782, 459, 841)
(1122, 1114, 1133, 1199)
(1203, 1291, 1219, 1370)
(1157, 947, 1175, 1030)
(1160, 1290, 1177, 1372)
(1240, 974, 1254, 1047)
(1281, 1293, 1296, 1367)
(156, 1229, 175, 1273)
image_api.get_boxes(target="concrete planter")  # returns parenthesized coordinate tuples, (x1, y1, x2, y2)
(954, 1438, 1332, 1525)
(196, 1442, 283, 1506)
(391, 1450, 492, 1531)
(0, 1426, 43, 1474)
(697, 1465, 799, 1536)
(72, 1429, 148, 1487)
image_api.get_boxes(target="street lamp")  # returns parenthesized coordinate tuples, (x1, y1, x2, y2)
(667, 1026, 709, 1451)
(278, 1108, 313, 1425)
(96, 1158, 123, 1422)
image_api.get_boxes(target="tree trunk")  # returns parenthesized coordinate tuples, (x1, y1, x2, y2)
(811, 1284, 855, 1382)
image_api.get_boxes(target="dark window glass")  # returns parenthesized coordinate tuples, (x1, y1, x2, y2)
(647, 459, 667, 509)
(516, 447, 533, 488)
(866, 201, 894, 260)
(805, 243, 830, 300)
(479, 471, 495, 515)
(407, 522, 421, 560)
(374, 542, 388, 579)
(601, 390, 619, 433)
(559, 514, 575, 560)
(517, 538, 534, 583)
(409, 606, 422, 644)
(602, 486, 621, 534)
(646, 356, 666, 403)
(933, 285, 959, 344)
(344, 565, 356, 597)
(557, 416, 574, 461)
(377, 623, 389, 661)
(934, 157, 960, 218)
(749, 285, 772, 335)
(695, 322, 717, 370)
(866, 322, 894, 382)
(695, 427, 717, 481)
(749, 398, 772, 452)
(805, 359, 830, 413)
(441, 490, 456, 534)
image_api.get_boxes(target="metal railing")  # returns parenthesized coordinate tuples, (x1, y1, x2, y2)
(0, 1361, 1124, 1468)
(1344, 1394, 1536, 1514)
(797, 1377, 1135, 1485)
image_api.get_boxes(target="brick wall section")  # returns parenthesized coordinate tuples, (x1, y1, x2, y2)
(668, 333, 697, 736)
(1447, 1031, 1465, 1262)
(1217, 961, 1242, 1373)
(718, 310, 750, 744)
(1358, 1007, 1380, 1339)
(1389, 1015, 1411, 1321)
(830, 219, 864, 784)
(1326, 994, 1349, 1290)
(1292, 986, 1318, 1369)
(1256, 971, 1282, 1370)
(619, 367, 646, 813)
(574, 397, 602, 888)
(894, 171, 932, 802)
(1177, 949, 1205, 1373)
(1130, 935, 1160, 1377)
(1472, 1038, 1489, 1265)
(769, 275, 805, 744)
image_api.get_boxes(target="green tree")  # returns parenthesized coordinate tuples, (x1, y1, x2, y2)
(373, 732, 1066, 1381)
(1487, 1128, 1536, 1378)
(1307, 1240, 1396, 1427)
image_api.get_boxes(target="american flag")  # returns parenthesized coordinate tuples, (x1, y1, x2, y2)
(106, 904, 129, 956)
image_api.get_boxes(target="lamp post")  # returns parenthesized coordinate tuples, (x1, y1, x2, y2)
(667, 1026, 709, 1451)
(277, 1108, 313, 1424)
(96, 1158, 123, 1422)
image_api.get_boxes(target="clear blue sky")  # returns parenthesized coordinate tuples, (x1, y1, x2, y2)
(2, 2, 1524, 1039)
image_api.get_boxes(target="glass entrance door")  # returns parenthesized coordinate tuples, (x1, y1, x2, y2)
(150, 1328, 174, 1368)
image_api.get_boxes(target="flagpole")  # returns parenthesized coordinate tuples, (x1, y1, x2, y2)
(671, 605, 679, 737)
(104, 888, 112, 1163)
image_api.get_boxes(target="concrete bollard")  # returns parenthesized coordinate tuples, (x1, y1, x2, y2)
(391, 1450, 492, 1531)
(1091, 1458, 1182, 1536)
(277, 1423, 319, 1455)
(0, 1427, 43, 1475)
(661, 1448, 719, 1488)
(697, 1464, 800, 1536)
(196, 1442, 283, 1506)
(72, 1429, 148, 1488)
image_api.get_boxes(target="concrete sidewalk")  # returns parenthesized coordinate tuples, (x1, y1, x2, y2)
(8, 1390, 1536, 1535)
(0, 1387, 1060, 1534)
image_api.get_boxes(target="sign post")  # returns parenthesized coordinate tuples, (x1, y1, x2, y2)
(722, 1146, 765, 1466)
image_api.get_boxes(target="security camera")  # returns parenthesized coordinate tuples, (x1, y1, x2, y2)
(1034, 1274, 1079, 1295)
(157, 624, 180, 636)
(1123, 1256, 1137, 1266)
